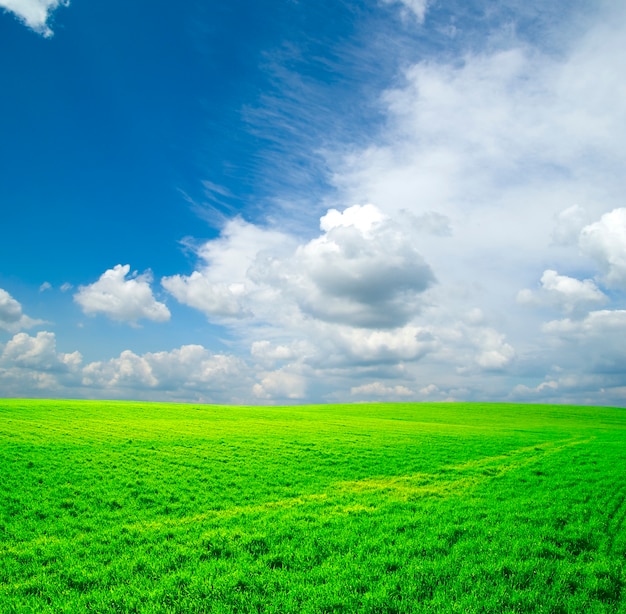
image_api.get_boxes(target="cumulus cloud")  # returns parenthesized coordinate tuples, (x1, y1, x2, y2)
(543, 309, 626, 340)
(0, 0, 68, 37)
(0, 289, 28, 331)
(0, 288, 43, 333)
(350, 381, 413, 397)
(153, 5, 626, 404)
(283, 205, 435, 327)
(579, 208, 626, 288)
(74, 265, 170, 324)
(1, 331, 81, 372)
(419, 383, 439, 396)
(541, 310, 626, 384)
(0, 331, 82, 396)
(511, 379, 560, 402)
(329, 324, 436, 364)
(81, 344, 250, 400)
(249, 204, 435, 328)
(332, 7, 626, 298)
(471, 328, 515, 370)
(82, 350, 158, 389)
(250, 340, 313, 369)
(517, 269, 607, 316)
(302, 3, 626, 404)
(147, 345, 248, 392)
(253, 368, 307, 400)
(162, 218, 292, 320)
(161, 271, 249, 319)
(159, 198, 520, 400)
(165, 204, 434, 329)
(0, 336, 252, 402)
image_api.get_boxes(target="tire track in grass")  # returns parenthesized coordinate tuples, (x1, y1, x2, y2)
(0, 494, 333, 563)
(0, 438, 594, 561)
(333, 437, 593, 502)
(107, 437, 594, 544)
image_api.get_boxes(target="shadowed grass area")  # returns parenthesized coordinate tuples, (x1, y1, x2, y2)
(1, 399, 625, 612)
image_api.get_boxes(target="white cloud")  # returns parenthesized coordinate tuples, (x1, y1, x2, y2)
(164, 204, 434, 329)
(0, 0, 68, 37)
(543, 309, 626, 339)
(0, 289, 27, 330)
(471, 328, 515, 370)
(329, 324, 436, 364)
(1, 331, 81, 372)
(162, 218, 292, 320)
(253, 368, 307, 400)
(517, 269, 607, 315)
(147, 345, 247, 391)
(82, 350, 158, 389)
(511, 379, 560, 402)
(81, 344, 251, 401)
(250, 340, 312, 368)
(540, 310, 626, 390)
(552, 205, 590, 246)
(286, 205, 435, 327)
(350, 381, 413, 397)
(74, 265, 170, 324)
(161, 271, 249, 319)
(419, 383, 439, 396)
(0, 331, 82, 396)
(0, 335, 252, 402)
(382, 0, 429, 23)
(154, 5, 626, 405)
(331, 7, 626, 307)
(440, 324, 515, 373)
(308, 3, 626, 404)
(579, 208, 626, 288)
(320, 203, 385, 233)
(158, 197, 519, 400)
(0, 288, 43, 333)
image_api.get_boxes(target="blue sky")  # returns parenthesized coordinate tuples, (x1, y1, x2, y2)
(1, 0, 626, 406)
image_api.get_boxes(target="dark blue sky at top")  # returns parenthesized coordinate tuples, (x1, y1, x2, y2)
(2, 0, 272, 282)
(1, 0, 388, 284)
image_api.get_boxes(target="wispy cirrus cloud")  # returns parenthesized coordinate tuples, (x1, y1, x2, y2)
(381, 0, 429, 23)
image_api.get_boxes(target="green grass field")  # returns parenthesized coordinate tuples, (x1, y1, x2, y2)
(1, 400, 625, 613)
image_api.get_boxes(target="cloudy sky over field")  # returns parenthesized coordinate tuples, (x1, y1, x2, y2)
(1, 0, 626, 405)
